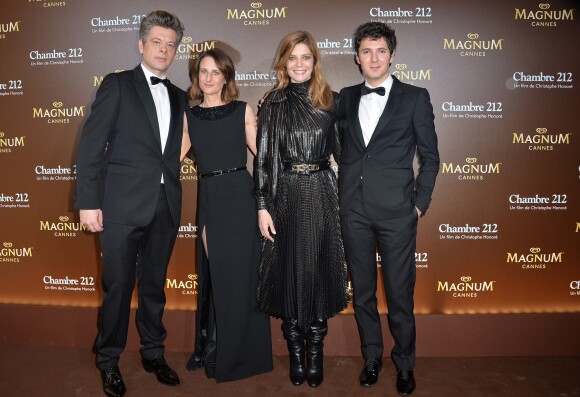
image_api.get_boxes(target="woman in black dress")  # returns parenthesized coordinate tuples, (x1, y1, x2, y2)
(255, 31, 349, 387)
(182, 48, 273, 382)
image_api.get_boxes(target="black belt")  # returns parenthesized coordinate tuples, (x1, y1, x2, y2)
(200, 166, 246, 178)
(283, 161, 330, 174)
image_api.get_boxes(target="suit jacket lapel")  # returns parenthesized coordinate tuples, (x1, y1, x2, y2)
(366, 77, 404, 147)
(349, 83, 366, 151)
(133, 66, 162, 151)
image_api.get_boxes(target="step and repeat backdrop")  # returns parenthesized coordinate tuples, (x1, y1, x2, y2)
(1, 0, 578, 314)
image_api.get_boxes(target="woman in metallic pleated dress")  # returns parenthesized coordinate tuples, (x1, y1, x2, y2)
(254, 31, 349, 388)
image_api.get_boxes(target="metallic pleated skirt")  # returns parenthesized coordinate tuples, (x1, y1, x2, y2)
(257, 169, 349, 332)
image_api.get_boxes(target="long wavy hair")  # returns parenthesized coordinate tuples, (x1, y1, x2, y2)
(270, 31, 333, 110)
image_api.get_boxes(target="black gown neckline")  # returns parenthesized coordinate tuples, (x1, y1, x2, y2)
(191, 100, 241, 121)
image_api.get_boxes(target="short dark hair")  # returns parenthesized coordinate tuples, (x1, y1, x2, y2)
(353, 22, 397, 54)
(189, 48, 239, 103)
(139, 10, 184, 45)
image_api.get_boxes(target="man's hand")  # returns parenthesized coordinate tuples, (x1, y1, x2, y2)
(80, 209, 104, 232)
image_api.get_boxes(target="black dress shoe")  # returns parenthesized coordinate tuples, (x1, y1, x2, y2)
(396, 369, 416, 395)
(101, 366, 126, 397)
(359, 358, 382, 387)
(143, 356, 180, 386)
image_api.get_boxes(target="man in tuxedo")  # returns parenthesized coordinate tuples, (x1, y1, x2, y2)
(338, 22, 439, 395)
(75, 10, 187, 397)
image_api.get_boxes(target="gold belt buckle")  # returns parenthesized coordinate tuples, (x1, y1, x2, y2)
(291, 164, 319, 173)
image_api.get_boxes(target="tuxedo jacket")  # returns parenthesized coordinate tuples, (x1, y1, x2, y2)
(337, 76, 440, 220)
(75, 65, 187, 227)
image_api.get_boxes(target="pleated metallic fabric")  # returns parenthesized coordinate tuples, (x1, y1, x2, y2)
(254, 82, 349, 332)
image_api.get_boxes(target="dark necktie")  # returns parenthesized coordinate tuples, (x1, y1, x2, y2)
(361, 85, 385, 96)
(150, 76, 170, 87)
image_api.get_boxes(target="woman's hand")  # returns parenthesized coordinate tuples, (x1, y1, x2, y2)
(258, 209, 276, 242)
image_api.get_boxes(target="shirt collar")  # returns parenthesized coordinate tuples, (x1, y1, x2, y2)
(141, 64, 167, 87)
(364, 74, 393, 93)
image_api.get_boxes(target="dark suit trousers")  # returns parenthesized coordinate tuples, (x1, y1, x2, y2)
(96, 186, 179, 370)
(341, 185, 417, 371)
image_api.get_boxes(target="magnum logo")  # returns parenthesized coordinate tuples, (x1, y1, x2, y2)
(441, 157, 501, 180)
(443, 33, 503, 57)
(28, 0, 66, 8)
(513, 127, 572, 151)
(515, 3, 574, 27)
(166, 274, 198, 295)
(392, 64, 431, 85)
(227, 2, 288, 25)
(0, 21, 20, 33)
(32, 102, 85, 124)
(40, 215, 88, 237)
(1, 242, 33, 263)
(437, 276, 495, 298)
(180, 158, 198, 181)
(507, 247, 564, 269)
(0, 131, 25, 153)
(176, 38, 216, 60)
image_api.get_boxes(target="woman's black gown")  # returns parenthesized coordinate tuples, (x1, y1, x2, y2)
(254, 82, 349, 332)
(186, 100, 273, 382)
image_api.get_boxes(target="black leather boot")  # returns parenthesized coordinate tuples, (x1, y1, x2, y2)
(306, 319, 327, 387)
(281, 318, 306, 386)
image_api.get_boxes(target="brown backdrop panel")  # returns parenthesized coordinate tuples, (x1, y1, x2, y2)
(0, 0, 578, 314)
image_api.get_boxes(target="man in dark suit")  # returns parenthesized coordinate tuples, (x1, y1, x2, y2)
(75, 10, 187, 397)
(338, 22, 439, 395)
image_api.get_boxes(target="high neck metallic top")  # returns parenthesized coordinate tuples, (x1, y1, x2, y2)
(254, 82, 341, 210)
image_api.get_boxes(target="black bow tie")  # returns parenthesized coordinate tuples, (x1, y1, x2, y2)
(150, 76, 170, 87)
(361, 85, 385, 96)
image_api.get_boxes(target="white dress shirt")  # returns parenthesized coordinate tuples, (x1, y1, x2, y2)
(358, 74, 394, 146)
(141, 64, 171, 183)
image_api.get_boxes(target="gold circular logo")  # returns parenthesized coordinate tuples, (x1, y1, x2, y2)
(539, 4, 550, 10)
(53, 102, 63, 108)
(0, 132, 4, 138)
(467, 33, 479, 40)
(395, 64, 407, 70)
(182, 37, 192, 43)
(4, 242, 12, 248)
(536, 128, 548, 134)
(188, 274, 198, 281)
(251, 2, 262, 8)
(466, 158, 477, 164)
(59, 216, 69, 222)
(530, 247, 541, 253)
(183, 158, 193, 164)
(461, 276, 472, 282)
